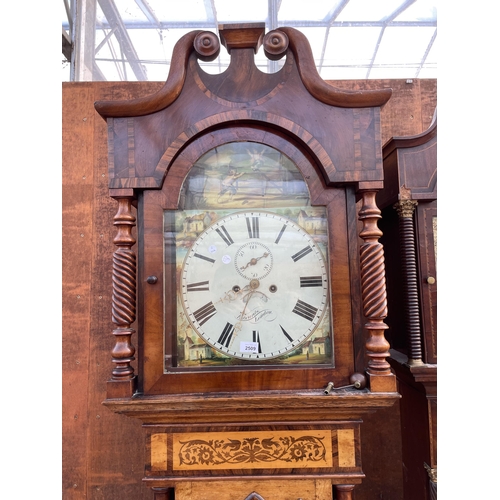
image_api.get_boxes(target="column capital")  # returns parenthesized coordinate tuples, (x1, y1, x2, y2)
(393, 199, 418, 218)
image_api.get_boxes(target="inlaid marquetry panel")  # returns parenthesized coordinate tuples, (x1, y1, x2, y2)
(172, 430, 333, 470)
(145, 424, 361, 481)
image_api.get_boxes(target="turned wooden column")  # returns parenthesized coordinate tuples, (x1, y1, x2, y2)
(358, 190, 396, 392)
(152, 487, 174, 500)
(108, 195, 137, 398)
(335, 484, 355, 500)
(394, 199, 424, 365)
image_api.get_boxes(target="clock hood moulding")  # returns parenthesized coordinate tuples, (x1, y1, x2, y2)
(94, 25, 392, 119)
(94, 24, 392, 192)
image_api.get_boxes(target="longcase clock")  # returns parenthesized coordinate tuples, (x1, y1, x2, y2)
(95, 23, 399, 500)
(378, 114, 437, 500)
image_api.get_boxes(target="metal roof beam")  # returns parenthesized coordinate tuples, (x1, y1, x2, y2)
(134, 0, 161, 28)
(97, 0, 148, 80)
(95, 24, 118, 55)
(63, 0, 73, 35)
(325, 0, 350, 24)
(383, 0, 417, 22)
(415, 28, 437, 77)
(73, 0, 97, 81)
(365, 27, 385, 79)
(92, 59, 107, 81)
(205, 0, 217, 24)
(62, 27, 72, 61)
(267, 0, 281, 73)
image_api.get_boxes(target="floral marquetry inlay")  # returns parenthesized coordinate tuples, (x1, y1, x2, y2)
(172, 430, 333, 470)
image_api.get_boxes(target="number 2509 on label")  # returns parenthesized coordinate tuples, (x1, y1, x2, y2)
(240, 342, 259, 352)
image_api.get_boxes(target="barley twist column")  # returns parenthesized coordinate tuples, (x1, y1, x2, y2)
(358, 190, 396, 392)
(108, 196, 137, 397)
(394, 199, 423, 366)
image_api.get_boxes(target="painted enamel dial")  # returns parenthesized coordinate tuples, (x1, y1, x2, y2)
(181, 211, 329, 359)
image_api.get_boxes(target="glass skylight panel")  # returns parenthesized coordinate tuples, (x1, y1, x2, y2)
(214, 0, 268, 22)
(289, 27, 328, 64)
(163, 27, 201, 52)
(127, 29, 168, 61)
(146, 0, 212, 23)
(94, 28, 118, 61)
(368, 65, 421, 79)
(278, 0, 344, 22)
(323, 27, 382, 69)
(394, 0, 437, 22)
(335, 0, 406, 22)
(113, 0, 149, 24)
(140, 62, 169, 82)
(67, 0, 438, 81)
(321, 66, 370, 80)
(97, 58, 139, 82)
(374, 26, 436, 67)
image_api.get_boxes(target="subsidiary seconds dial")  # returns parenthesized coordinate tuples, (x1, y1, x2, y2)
(181, 211, 329, 360)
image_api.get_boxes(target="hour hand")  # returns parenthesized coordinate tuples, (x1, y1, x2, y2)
(240, 252, 269, 270)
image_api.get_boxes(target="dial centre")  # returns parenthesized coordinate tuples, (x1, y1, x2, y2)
(235, 241, 273, 280)
(249, 279, 260, 289)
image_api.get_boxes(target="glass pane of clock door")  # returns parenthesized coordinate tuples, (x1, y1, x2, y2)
(163, 141, 334, 370)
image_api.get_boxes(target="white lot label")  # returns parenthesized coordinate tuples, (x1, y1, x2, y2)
(240, 341, 259, 353)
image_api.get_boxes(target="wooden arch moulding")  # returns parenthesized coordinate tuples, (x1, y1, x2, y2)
(95, 23, 399, 500)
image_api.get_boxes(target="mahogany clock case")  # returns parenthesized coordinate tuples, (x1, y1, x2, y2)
(138, 125, 357, 395)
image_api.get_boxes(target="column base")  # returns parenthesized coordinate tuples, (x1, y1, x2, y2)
(106, 376, 137, 399)
(366, 372, 397, 392)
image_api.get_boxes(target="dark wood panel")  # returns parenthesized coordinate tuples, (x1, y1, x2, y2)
(63, 82, 151, 499)
(89, 84, 150, 499)
(356, 404, 405, 499)
(330, 79, 437, 145)
(416, 202, 437, 364)
(397, 376, 433, 500)
(62, 83, 95, 499)
(378, 205, 407, 353)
